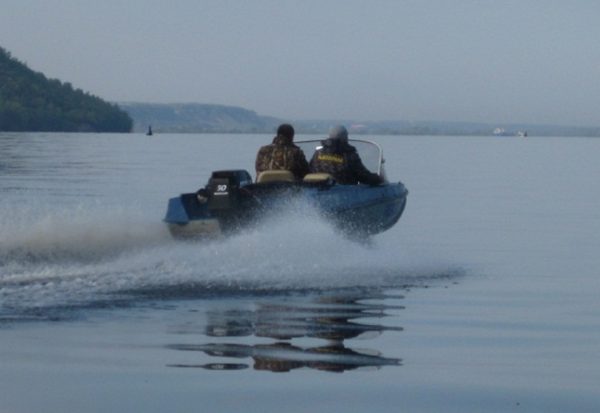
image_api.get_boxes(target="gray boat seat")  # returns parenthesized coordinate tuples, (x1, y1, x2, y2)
(303, 173, 334, 183)
(256, 170, 295, 183)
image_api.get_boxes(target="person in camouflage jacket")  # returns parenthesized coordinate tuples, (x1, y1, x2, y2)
(309, 125, 383, 186)
(255, 124, 309, 181)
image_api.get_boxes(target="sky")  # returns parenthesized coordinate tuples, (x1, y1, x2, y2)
(1, 0, 600, 126)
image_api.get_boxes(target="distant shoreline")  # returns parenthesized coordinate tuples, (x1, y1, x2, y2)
(118, 102, 600, 137)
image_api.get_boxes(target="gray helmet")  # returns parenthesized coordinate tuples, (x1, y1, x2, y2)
(329, 125, 348, 143)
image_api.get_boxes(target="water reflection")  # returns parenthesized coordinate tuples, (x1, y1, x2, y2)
(166, 290, 403, 373)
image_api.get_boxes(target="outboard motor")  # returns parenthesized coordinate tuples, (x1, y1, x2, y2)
(205, 170, 252, 213)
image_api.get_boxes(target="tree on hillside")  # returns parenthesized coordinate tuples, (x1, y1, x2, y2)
(0, 47, 132, 132)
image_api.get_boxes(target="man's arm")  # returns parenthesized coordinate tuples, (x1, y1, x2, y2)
(349, 153, 383, 185)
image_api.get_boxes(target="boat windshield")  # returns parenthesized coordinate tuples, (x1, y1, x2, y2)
(295, 139, 383, 174)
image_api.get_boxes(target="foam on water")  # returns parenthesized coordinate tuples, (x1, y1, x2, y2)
(0, 200, 456, 316)
(1, 133, 463, 318)
(0, 201, 169, 263)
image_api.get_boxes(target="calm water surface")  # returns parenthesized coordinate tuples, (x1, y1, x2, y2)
(1, 133, 599, 412)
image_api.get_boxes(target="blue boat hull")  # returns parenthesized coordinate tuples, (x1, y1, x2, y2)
(164, 180, 407, 239)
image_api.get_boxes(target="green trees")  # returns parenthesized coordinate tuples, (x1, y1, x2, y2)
(0, 47, 132, 132)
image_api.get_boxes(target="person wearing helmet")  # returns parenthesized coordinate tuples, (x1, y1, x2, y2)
(309, 125, 383, 185)
(255, 123, 309, 181)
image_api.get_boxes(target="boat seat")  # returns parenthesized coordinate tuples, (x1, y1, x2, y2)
(256, 170, 295, 183)
(303, 173, 334, 183)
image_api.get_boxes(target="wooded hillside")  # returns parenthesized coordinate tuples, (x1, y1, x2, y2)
(0, 47, 132, 132)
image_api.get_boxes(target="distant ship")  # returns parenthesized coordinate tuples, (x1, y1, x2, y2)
(493, 127, 510, 137)
(493, 128, 527, 137)
(146, 125, 153, 136)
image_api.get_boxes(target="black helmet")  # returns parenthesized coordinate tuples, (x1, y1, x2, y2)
(277, 123, 295, 140)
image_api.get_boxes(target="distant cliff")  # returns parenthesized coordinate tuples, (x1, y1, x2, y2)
(120, 102, 280, 133)
(0, 47, 132, 132)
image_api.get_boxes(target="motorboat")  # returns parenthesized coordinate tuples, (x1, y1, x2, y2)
(163, 139, 408, 239)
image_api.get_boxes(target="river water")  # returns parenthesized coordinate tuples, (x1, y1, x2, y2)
(1, 132, 599, 412)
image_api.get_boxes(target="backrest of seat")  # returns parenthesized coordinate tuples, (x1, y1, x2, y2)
(303, 173, 334, 183)
(256, 170, 295, 183)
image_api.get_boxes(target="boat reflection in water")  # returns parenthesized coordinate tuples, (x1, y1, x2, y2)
(166, 290, 404, 373)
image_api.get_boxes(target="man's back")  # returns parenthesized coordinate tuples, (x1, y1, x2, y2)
(255, 124, 309, 181)
(310, 138, 382, 185)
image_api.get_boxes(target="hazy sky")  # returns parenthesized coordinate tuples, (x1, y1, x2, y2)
(1, 0, 600, 125)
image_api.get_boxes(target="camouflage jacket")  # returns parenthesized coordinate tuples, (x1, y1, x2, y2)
(255, 135, 309, 180)
(309, 138, 383, 185)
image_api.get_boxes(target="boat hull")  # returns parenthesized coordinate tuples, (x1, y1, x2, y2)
(164, 181, 408, 239)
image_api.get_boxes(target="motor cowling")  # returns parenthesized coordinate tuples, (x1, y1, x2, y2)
(205, 170, 252, 212)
